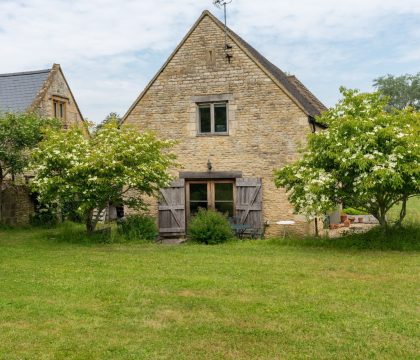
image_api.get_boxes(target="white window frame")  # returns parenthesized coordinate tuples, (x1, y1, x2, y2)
(197, 101, 229, 135)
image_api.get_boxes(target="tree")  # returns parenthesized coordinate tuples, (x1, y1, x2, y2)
(94, 112, 121, 133)
(30, 122, 176, 233)
(0, 112, 59, 222)
(373, 73, 420, 110)
(275, 88, 420, 229)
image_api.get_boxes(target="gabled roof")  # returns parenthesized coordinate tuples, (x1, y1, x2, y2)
(122, 10, 327, 123)
(0, 64, 84, 122)
(0, 69, 51, 113)
(287, 75, 328, 116)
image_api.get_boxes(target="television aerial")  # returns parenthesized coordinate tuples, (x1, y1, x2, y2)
(213, 0, 233, 62)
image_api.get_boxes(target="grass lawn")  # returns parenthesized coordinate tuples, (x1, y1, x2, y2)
(0, 224, 419, 359)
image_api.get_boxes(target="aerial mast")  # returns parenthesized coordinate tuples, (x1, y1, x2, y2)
(213, 0, 233, 62)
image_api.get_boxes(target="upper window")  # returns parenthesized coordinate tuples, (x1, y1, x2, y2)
(198, 102, 228, 135)
(53, 99, 66, 120)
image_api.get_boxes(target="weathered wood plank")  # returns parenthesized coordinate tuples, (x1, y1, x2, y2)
(235, 178, 262, 230)
(158, 179, 186, 235)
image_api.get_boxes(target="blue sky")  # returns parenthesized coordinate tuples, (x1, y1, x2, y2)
(1, 0, 419, 122)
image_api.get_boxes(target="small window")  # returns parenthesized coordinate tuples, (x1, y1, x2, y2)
(197, 102, 228, 135)
(53, 99, 66, 120)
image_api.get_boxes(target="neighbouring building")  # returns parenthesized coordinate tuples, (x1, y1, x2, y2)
(122, 10, 327, 237)
(0, 64, 84, 225)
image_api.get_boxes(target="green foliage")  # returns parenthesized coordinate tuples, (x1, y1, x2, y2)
(0, 112, 60, 180)
(342, 207, 368, 215)
(188, 209, 234, 244)
(373, 73, 420, 110)
(275, 88, 420, 227)
(269, 224, 420, 251)
(30, 204, 59, 227)
(0, 112, 60, 222)
(117, 214, 158, 241)
(61, 200, 83, 223)
(30, 122, 176, 233)
(93, 112, 121, 134)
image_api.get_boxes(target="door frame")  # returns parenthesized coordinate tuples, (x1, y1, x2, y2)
(185, 179, 236, 223)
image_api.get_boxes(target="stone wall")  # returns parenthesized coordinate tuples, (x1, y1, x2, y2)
(1, 186, 34, 226)
(124, 14, 315, 236)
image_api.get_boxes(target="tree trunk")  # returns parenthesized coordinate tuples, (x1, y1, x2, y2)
(314, 217, 319, 237)
(395, 196, 407, 228)
(377, 206, 388, 230)
(85, 209, 95, 234)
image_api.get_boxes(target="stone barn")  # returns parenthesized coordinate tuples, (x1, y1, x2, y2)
(122, 10, 327, 237)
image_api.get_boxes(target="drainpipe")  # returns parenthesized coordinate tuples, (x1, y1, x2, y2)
(308, 116, 316, 133)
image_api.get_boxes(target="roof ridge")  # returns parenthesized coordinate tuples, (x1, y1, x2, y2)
(0, 69, 51, 78)
(205, 10, 326, 117)
(121, 9, 326, 123)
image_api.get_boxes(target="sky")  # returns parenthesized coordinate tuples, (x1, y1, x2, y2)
(1, 0, 419, 122)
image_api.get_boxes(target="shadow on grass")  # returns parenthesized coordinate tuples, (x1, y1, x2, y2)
(268, 224, 420, 251)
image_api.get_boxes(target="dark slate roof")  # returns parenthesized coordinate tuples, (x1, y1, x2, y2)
(210, 12, 327, 117)
(0, 69, 50, 113)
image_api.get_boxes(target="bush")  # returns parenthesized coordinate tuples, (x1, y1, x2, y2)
(117, 214, 158, 241)
(61, 200, 83, 223)
(268, 224, 420, 251)
(30, 205, 59, 227)
(188, 209, 234, 244)
(343, 207, 368, 215)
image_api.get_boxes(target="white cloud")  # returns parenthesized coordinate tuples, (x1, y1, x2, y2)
(0, 0, 419, 121)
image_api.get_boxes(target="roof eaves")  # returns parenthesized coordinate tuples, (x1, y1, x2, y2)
(55, 65, 85, 123)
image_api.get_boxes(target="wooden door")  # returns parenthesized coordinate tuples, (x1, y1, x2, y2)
(235, 178, 262, 229)
(158, 179, 186, 236)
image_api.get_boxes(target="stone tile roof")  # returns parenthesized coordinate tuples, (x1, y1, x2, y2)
(287, 75, 328, 115)
(0, 69, 50, 113)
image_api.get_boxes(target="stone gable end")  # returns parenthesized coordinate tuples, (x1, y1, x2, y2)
(37, 68, 83, 127)
(124, 13, 314, 236)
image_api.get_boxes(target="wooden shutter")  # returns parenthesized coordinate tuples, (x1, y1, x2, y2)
(158, 179, 185, 236)
(235, 178, 262, 230)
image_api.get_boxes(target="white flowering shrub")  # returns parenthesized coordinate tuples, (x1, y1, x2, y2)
(30, 122, 176, 233)
(275, 88, 420, 227)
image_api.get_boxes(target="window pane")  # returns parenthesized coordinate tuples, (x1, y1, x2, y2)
(54, 102, 58, 117)
(214, 104, 227, 132)
(190, 183, 207, 201)
(190, 201, 208, 215)
(215, 201, 233, 217)
(60, 103, 64, 118)
(199, 105, 211, 133)
(215, 183, 233, 201)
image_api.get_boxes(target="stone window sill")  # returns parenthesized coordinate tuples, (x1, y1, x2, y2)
(196, 133, 229, 137)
